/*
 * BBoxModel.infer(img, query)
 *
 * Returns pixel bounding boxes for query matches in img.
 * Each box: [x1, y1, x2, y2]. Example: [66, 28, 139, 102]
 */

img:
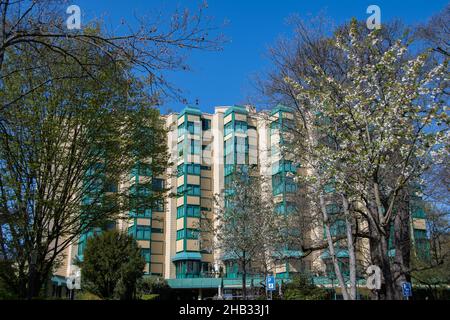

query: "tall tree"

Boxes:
[77, 230, 145, 300]
[0, 37, 168, 299]
[214, 167, 277, 299]
[284, 19, 448, 299]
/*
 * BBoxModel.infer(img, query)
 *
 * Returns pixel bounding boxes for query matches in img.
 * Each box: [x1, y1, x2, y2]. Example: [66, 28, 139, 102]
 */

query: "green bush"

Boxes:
[76, 230, 145, 300]
[76, 291, 102, 300]
[283, 274, 329, 300]
[136, 276, 170, 300]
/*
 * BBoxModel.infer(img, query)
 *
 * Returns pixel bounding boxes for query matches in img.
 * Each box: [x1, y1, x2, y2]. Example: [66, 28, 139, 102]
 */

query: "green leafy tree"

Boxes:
[0, 37, 169, 299]
[283, 274, 329, 300]
[77, 230, 145, 300]
[136, 276, 170, 300]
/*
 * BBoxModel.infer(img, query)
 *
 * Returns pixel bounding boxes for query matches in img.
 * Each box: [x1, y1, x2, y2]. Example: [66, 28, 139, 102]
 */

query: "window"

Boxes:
[77, 239, 86, 257]
[187, 261, 200, 274]
[275, 203, 295, 215]
[412, 206, 426, 219]
[326, 203, 341, 215]
[141, 249, 151, 263]
[224, 122, 233, 136]
[152, 228, 163, 233]
[285, 176, 297, 193]
[330, 220, 346, 237]
[201, 165, 211, 171]
[178, 124, 185, 137]
[234, 121, 247, 133]
[153, 199, 164, 212]
[136, 226, 151, 240]
[224, 164, 234, 176]
[177, 206, 185, 219]
[176, 229, 185, 240]
[177, 142, 184, 157]
[235, 137, 247, 153]
[190, 139, 201, 155]
[152, 178, 164, 191]
[186, 185, 200, 196]
[224, 139, 233, 155]
[187, 121, 200, 135]
[324, 182, 335, 194]
[177, 164, 184, 177]
[272, 173, 284, 195]
[135, 208, 151, 218]
[270, 120, 281, 135]
[273, 160, 296, 174]
[282, 118, 294, 131]
[186, 164, 201, 175]
[202, 119, 211, 131]
[186, 205, 201, 217]
[186, 229, 199, 240]
[177, 185, 185, 197]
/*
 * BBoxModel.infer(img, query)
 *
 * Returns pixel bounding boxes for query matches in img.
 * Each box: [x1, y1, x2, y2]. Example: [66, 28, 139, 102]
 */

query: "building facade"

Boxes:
[52, 104, 429, 298]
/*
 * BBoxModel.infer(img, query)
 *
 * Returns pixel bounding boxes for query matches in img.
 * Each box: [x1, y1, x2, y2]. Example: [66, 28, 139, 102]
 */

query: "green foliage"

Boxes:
[0, 33, 169, 298]
[283, 274, 329, 300]
[77, 230, 145, 300]
[136, 276, 170, 300]
[141, 294, 160, 300]
[76, 291, 103, 300]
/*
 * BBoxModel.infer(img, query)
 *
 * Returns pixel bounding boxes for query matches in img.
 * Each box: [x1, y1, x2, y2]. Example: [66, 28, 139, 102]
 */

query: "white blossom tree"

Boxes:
[285, 19, 448, 299]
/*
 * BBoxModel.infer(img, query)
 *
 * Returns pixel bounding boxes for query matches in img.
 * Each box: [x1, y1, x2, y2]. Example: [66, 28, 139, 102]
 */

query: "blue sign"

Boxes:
[402, 282, 412, 297]
[266, 276, 276, 291]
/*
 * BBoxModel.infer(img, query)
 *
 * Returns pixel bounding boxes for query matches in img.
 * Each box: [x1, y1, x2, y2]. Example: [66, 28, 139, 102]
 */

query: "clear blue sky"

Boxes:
[74, 0, 448, 114]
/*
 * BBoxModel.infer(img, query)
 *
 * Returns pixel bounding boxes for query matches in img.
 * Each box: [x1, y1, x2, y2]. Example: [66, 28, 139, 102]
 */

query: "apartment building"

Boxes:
[52, 104, 429, 298]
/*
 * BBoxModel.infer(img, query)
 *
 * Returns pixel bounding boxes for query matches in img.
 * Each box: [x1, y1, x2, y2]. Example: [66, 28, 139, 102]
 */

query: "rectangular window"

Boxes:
[186, 205, 201, 217]
[186, 185, 201, 196]
[326, 203, 341, 215]
[190, 140, 201, 155]
[141, 249, 151, 263]
[135, 208, 151, 218]
[270, 120, 280, 135]
[186, 229, 199, 240]
[152, 178, 165, 191]
[187, 121, 195, 135]
[187, 121, 200, 135]
[285, 176, 297, 193]
[153, 199, 164, 212]
[177, 185, 185, 197]
[136, 226, 151, 240]
[178, 124, 185, 137]
[176, 229, 185, 240]
[224, 139, 233, 155]
[224, 164, 234, 176]
[151, 228, 163, 234]
[224, 122, 233, 136]
[177, 164, 184, 177]
[272, 173, 284, 195]
[186, 164, 201, 175]
[202, 119, 211, 131]
[177, 206, 185, 219]
[177, 143, 184, 157]
[234, 121, 247, 133]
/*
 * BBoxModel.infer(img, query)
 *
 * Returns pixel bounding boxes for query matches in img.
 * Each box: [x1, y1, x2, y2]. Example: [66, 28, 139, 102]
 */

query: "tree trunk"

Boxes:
[241, 257, 247, 300]
[320, 195, 350, 300]
[392, 194, 412, 300]
[342, 195, 357, 300]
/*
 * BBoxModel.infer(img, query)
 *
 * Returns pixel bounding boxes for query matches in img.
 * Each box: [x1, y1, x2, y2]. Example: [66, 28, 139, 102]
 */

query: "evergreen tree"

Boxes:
[78, 230, 145, 300]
